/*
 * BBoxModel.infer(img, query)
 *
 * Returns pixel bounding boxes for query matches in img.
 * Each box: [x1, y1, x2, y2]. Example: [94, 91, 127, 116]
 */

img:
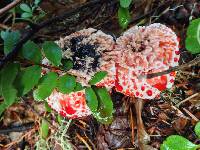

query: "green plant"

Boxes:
[0, 29, 114, 125]
[160, 121, 200, 150]
[185, 18, 200, 54]
[19, 0, 45, 22]
[118, 0, 132, 29]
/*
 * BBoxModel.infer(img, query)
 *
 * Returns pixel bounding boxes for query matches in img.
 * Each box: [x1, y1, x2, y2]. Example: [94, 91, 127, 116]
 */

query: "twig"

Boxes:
[129, 0, 173, 25]
[0, 0, 110, 68]
[139, 55, 200, 79]
[176, 93, 199, 107]
[76, 133, 92, 150]
[0, 0, 22, 16]
[4, 128, 35, 148]
[182, 108, 199, 122]
[0, 122, 34, 134]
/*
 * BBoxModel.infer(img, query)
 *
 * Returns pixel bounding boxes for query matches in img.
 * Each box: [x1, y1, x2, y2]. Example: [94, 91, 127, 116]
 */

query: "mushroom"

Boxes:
[46, 28, 116, 119]
[114, 23, 180, 148]
[47, 90, 91, 119]
[57, 28, 116, 89]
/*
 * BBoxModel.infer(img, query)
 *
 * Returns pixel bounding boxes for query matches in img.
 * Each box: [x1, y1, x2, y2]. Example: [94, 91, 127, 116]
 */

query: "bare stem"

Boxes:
[135, 99, 150, 150]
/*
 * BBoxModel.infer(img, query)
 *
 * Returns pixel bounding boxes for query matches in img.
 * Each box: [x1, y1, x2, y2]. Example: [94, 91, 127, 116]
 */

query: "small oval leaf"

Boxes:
[85, 87, 98, 112]
[94, 87, 113, 116]
[21, 41, 42, 63]
[161, 135, 200, 150]
[120, 0, 132, 8]
[57, 74, 76, 94]
[40, 119, 49, 139]
[195, 121, 200, 138]
[33, 72, 58, 101]
[20, 3, 32, 13]
[1, 30, 21, 55]
[14, 65, 41, 96]
[89, 71, 108, 85]
[0, 63, 19, 105]
[21, 12, 33, 18]
[118, 7, 131, 29]
[61, 59, 73, 71]
[74, 82, 84, 92]
[185, 18, 200, 54]
[42, 41, 62, 66]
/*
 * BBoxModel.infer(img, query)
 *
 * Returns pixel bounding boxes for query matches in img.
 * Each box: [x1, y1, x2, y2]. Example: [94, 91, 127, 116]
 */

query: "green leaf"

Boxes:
[40, 119, 49, 139]
[21, 41, 42, 63]
[21, 12, 33, 18]
[74, 82, 84, 92]
[120, 0, 132, 8]
[34, 0, 41, 6]
[0, 63, 19, 115]
[91, 87, 113, 124]
[85, 87, 98, 112]
[195, 121, 200, 138]
[57, 74, 76, 94]
[45, 101, 52, 113]
[118, 7, 131, 29]
[94, 87, 113, 116]
[42, 41, 62, 66]
[185, 18, 200, 54]
[1, 30, 21, 55]
[89, 71, 108, 85]
[61, 59, 73, 71]
[20, 3, 32, 13]
[14, 65, 41, 96]
[57, 114, 63, 125]
[160, 135, 200, 150]
[33, 72, 58, 101]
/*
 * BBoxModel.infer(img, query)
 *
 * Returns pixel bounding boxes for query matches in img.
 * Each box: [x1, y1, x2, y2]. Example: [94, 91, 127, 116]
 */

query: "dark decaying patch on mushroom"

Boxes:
[63, 35, 101, 74]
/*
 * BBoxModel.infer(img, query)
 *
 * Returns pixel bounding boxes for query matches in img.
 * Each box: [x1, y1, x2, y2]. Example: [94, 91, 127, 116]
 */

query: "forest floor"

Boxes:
[0, 0, 200, 150]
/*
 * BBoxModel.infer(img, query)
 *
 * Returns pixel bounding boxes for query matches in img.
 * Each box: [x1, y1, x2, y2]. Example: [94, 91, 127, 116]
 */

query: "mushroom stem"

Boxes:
[135, 99, 150, 150]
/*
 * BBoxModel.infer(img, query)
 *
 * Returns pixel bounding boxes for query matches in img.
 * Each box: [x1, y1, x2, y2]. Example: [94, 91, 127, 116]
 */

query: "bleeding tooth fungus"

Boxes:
[114, 23, 180, 148]
[46, 28, 116, 118]
[45, 23, 180, 124]
[114, 23, 180, 99]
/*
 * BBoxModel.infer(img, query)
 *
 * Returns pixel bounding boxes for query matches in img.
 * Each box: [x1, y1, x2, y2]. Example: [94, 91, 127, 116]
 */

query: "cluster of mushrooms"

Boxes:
[46, 23, 179, 118]
[44, 24, 179, 146]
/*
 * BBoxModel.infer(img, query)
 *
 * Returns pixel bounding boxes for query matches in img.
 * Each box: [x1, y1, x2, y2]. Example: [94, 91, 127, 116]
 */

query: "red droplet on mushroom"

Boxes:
[47, 90, 91, 119]
[114, 23, 180, 99]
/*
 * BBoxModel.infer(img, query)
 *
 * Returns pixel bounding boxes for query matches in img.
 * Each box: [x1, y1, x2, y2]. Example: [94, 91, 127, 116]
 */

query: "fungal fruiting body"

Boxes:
[47, 28, 116, 118]
[57, 28, 116, 89]
[47, 90, 91, 118]
[114, 23, 180, 99]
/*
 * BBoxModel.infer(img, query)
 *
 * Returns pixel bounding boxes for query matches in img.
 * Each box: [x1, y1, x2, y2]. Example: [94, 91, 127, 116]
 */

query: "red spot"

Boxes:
[175, 51, 180, 55]
[134, 85, 137, 90]
[146, 90, 152, 96]
[170, 72, 175, 76]
[75, 101, 80, 107]
[136, 92, 140, 96]
[115, 63, 124, 92]
[170, 79, 174, 83]
[174, 58, 178, 62]
[122, 81, 126, 86]
[77, 92, 82, 96]
[110, 80, 114, 84]
[153, 75, 167, 91]
[125, 90, 130, 95]
[64, 105, 76, 115]
[141, 86, 145, 91]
